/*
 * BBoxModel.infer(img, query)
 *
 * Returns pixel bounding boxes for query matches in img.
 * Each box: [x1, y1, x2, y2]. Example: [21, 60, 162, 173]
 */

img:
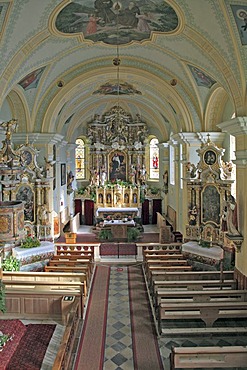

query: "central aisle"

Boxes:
[73, 264, 164, 370]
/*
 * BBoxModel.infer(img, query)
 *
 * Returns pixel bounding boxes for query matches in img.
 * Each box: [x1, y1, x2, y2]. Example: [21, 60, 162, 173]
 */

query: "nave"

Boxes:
[1, 224, 247, 370]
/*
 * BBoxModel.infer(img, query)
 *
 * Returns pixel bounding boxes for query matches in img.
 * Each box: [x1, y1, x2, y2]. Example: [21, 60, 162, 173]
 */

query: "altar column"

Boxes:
[218, 118, 247, 285]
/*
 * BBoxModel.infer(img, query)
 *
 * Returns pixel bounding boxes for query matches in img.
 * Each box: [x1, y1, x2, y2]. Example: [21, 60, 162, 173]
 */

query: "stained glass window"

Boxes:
[150, 138, 159, 179]
[75, 138, 85, 179]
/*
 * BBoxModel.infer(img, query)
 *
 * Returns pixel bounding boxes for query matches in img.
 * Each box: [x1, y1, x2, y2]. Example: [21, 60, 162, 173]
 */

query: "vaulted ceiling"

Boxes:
[0, 0, 246, 144]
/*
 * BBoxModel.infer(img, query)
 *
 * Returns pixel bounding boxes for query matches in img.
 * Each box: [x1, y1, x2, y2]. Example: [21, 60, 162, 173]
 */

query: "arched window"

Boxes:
[149, 138, 159, 179]
[75, 138, 85, 179]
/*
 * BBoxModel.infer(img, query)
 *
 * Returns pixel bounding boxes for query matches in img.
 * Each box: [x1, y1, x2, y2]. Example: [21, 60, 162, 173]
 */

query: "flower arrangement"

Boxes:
[20, 236, 41, 249]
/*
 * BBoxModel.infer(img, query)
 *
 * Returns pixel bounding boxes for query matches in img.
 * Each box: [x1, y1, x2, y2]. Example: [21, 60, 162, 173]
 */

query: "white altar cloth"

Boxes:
[13, 241, 55, 264]
[182, 241, 223, 261]
[96, 207, 139, 216]
[103, 220, 135, 226]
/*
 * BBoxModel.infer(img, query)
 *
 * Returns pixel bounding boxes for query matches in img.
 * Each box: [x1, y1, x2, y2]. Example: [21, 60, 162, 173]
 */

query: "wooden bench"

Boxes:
[170, 346, 247, 369]
[48, 258, 93, 274]
[149, 270, 234, 283]
[147, 265, 192, 282]
[151, 279, 237, 297]
[3, 271, 88, 296]
[158, 301, 247, 332]
[44, 265, 92, 288]
[154, 288, 247, 308]
[1, 286, 83, 323]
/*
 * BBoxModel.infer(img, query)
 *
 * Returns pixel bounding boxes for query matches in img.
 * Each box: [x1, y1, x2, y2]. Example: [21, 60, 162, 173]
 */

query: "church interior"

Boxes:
[1, 0, 247, 369]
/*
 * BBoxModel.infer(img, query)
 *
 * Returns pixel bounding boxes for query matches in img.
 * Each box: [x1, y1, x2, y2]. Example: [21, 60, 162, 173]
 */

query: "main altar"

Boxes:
[77, 105, 149, 223]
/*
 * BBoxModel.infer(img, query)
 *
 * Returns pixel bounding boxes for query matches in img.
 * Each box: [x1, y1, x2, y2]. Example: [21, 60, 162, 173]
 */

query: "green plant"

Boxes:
[99, 229, 113, 241]
[0, 280, 6, 313]
[127, 227, 140, 241]
[2, 256, 20, 271]
[20, 236, 41, 249]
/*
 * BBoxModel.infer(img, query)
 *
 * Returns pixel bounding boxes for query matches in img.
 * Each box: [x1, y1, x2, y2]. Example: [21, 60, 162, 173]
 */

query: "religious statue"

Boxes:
[100, 168, 107, 186]
[225, 193, 240, 236]
[188, 206, 198, 225]
[129, 164, 136, 185]
[139, 164, 147, 185]
[38, 205, 49, 225]
[67, 170, 74, 189]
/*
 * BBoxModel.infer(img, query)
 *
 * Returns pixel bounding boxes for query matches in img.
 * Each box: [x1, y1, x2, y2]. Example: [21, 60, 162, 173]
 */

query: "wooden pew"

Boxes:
[3, 271, 88, 296]
[170, 346, 247, 369]
[2, 284, 83, 323]
[48, 258, 93, 274]
[149, 270, 234, 283]
[151, 279, 237, 297]
[146, 265, 192, 281]
[154, 288, 247, 309]
[158, 301, 247, 332]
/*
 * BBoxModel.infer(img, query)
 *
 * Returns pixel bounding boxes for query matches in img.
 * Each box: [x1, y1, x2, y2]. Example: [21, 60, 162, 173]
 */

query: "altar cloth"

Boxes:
[96, 207, 139, 216]
[13, 241, 55, 265]
[103, 220, 135, 226]
[182, 241, 223, 261]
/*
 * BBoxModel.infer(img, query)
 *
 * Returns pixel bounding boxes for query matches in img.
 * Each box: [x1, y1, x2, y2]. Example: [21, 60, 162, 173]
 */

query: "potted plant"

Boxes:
[2, 256, 20, 271]
[99, 229, 113, 241]
[127, 227, 140, 242]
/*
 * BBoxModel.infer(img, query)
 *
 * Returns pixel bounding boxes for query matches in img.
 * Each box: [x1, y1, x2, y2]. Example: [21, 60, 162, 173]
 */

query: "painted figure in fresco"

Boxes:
[94, 0, 115, 24]
[136, 12, 151, 32]
[86, 14, 100, 34]
[118, 2, 140, 28]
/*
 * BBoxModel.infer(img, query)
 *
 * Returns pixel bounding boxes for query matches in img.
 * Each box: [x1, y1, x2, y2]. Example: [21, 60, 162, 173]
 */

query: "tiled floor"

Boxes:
[103, 266, 134, 370]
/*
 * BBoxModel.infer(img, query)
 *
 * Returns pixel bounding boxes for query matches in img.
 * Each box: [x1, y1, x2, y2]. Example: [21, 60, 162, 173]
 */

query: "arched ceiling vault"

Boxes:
[0, 0, 246, 144]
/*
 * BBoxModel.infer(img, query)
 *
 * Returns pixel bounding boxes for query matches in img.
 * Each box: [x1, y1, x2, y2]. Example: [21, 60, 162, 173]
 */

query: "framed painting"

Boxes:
[109, 151, 126, 181]
[61, 163, 66, 186]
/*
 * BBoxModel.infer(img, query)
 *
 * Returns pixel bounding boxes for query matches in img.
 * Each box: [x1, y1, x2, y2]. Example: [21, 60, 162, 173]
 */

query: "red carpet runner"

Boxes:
[74, 265, 110, 370]
[128, 265, 164, 370]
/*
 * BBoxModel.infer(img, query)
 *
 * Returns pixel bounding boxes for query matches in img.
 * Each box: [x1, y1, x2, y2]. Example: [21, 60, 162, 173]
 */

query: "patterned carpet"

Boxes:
[0, 320, 55, 370]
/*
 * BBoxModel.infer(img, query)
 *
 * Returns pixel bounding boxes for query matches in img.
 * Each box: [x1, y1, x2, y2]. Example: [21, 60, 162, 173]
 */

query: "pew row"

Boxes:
[53, 297, 81, 370]
[158, 301, 247, 333]
[2, 271, 88, 296]
[1, 287, 83, 324]
[154, 288, 247, 309]
[149, 270, 234, 284]
[151, 279, 237, 297]
[170, 346, 247, 369]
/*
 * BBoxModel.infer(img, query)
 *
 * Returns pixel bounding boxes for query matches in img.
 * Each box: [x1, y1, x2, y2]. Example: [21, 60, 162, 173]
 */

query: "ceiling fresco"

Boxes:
[0, 1, 246, 142]
[55, 0, 179, 44]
